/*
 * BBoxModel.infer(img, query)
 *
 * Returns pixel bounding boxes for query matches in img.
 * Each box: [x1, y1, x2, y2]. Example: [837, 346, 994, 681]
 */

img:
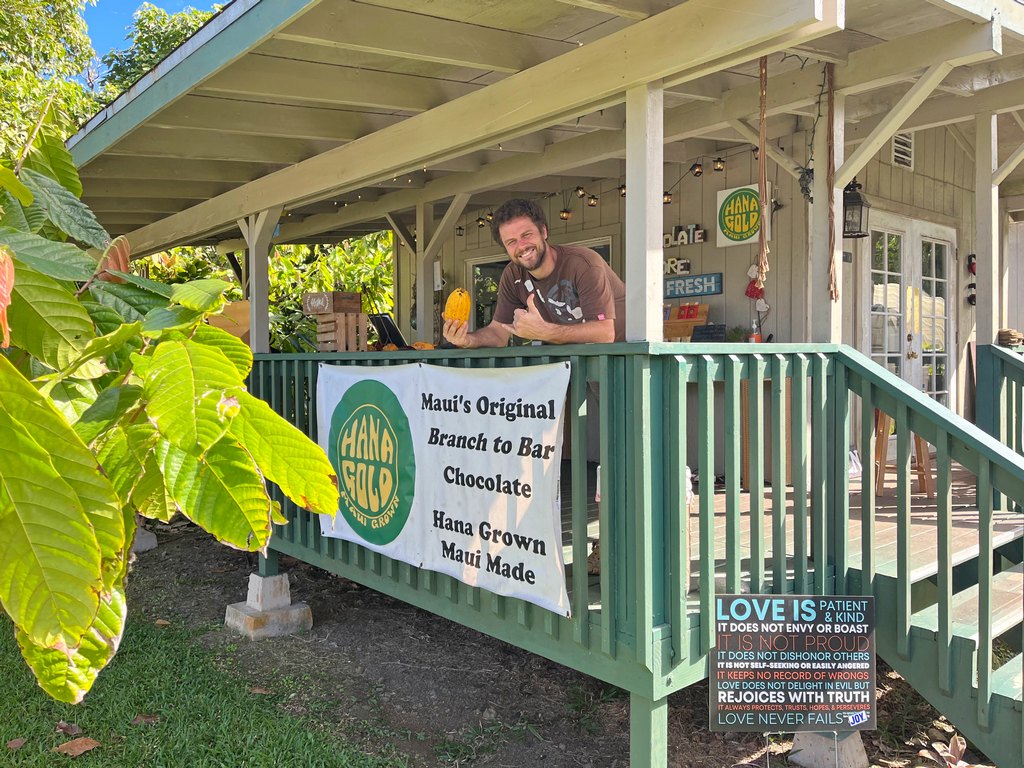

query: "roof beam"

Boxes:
[838, 62, 957, 188]
[85, 197, 204, 214]
[553, 0, 653, 21]
[196, 54, 479, 111]
[149, 95, 405, 140]
[81, 179, 235, 199]
[845, 78, 1024, 142]
[275, 1, 575, 73]
[920, 0, 1024, 41]
[666, 19, 1001, 142]
[728, 119, 804, 179]
[108, 126, 340, 164]
[125, 0, 841, 254]
[80, 156, 285, 183]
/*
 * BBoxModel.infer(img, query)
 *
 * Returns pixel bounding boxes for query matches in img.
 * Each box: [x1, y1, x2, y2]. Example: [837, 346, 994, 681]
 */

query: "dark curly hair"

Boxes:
[489, 198, 548, 246]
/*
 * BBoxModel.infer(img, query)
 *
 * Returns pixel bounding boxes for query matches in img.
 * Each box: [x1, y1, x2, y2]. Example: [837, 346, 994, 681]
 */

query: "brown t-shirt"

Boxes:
[493, 243, 625, 342]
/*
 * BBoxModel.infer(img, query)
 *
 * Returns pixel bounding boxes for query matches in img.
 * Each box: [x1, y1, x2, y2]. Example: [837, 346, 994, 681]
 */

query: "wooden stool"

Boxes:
[873, 410, 934, 497]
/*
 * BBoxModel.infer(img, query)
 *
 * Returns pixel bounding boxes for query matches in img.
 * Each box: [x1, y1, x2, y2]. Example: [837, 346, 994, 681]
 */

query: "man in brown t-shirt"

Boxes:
[442, 198, 625, 347]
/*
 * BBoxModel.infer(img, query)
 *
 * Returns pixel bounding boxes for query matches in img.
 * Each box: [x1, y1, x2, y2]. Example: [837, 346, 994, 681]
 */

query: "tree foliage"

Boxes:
[268, 237, 395, 352]
[98, 3, 217, 100]
[0, 0, 99, 159]
[0, 124, 338, 704]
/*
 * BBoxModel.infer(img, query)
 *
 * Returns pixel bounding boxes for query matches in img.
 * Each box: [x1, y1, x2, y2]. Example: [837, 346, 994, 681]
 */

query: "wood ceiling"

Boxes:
[68, 0, 1024, 252]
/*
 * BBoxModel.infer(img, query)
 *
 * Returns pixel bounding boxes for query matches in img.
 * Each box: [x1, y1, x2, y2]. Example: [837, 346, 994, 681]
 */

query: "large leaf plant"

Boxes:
[0, 125, 338, 704]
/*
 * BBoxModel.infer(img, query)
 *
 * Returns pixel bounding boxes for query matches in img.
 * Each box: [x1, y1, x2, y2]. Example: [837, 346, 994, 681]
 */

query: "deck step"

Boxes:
[910, 563, 1024, 642]
[991, 653, 1023, 709]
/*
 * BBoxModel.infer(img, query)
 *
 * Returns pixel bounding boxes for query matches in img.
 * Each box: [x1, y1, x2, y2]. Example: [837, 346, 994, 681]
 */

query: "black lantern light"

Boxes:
[476, 216, 487, 228]
[455, 225, 465, 236]
[559, 208, 573, 221]
[842, 177, 871, 239]
[618, 184, 627, 197]
[586, 194, 599, 207]
[713, 157, 725, 172]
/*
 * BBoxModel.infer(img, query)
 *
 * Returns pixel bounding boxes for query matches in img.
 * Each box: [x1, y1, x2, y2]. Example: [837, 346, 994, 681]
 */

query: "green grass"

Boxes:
[0, 616, 404, 768]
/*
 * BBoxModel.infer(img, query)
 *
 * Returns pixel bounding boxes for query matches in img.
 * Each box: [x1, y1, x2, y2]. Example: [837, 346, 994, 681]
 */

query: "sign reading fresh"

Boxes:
[716, 184, 772, 248]
[317, 362, 571, 616]
[665, 272, 722, 299]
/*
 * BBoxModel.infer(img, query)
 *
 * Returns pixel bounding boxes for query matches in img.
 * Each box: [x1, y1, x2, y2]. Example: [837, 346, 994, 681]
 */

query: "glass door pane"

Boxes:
[870, 229, 903, 377]
[920, 240, 949, 407]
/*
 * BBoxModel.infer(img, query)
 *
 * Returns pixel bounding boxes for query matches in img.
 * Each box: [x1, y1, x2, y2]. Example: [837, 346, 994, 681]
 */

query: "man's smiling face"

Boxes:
[499, 216, 549, 274]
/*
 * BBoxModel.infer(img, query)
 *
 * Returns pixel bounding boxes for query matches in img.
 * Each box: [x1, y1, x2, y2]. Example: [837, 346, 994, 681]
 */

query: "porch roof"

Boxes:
[68, 0, 1024, 256]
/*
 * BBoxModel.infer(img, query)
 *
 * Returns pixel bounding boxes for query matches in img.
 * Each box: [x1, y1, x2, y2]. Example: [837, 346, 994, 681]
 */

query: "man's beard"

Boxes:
[515, 240, 547, 272]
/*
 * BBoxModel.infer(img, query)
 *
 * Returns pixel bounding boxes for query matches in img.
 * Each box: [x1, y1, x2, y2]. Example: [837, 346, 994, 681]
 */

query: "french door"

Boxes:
[866, 212, 955, 408]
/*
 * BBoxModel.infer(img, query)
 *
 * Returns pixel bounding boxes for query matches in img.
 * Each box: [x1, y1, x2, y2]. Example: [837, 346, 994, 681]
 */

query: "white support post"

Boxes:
[976, 113, 1003, 345]
[624, 81, 664, 342]
[807, 90, 845, 343]
[415, 202, 437, 342]
[237, 206, 283, 353]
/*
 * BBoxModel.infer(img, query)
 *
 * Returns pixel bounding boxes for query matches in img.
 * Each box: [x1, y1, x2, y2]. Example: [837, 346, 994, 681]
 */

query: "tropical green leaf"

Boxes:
[0, 226, 98, 281]
[75, 384, 144, 446]
[231, 390, 339, 517]
[22, 131, 83, 198]
[17, 586, 126, 704]
[0, 190, 32, 231]
[20, 169, 109, 249]
[0, 355, 125, 594]
[156, 438, 272, 551]
[0, 166, 32, 206]
[53, 322, 142, 382]
[80, 299, 126, 335]
[0, 359, 102, 646]
[170, 279, 230, 312]
[192, 324, 253, 378]
[43, 377, 97, 424]
[100, 269, 172, 297]
[8, 263, 96, 370]
[141, 305, 203, 337]
[115, 424, 177, 523]
[143, 339, 244, 454]
[90, 280, 168, 322]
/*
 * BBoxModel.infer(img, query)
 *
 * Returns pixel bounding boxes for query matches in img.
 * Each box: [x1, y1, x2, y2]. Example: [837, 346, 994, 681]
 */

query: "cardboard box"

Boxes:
[302, 291, 361, 315]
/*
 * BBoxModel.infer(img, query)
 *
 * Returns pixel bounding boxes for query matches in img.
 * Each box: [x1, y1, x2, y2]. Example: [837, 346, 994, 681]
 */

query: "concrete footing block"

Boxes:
[789, 732, 869, 768]
[132, 525, 158, 554]
[224, 573, 312, 640]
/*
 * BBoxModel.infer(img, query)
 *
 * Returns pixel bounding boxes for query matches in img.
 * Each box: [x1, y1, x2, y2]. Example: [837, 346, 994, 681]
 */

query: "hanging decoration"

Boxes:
[754, 56, 771, 289]
[825, 63, 839, 301]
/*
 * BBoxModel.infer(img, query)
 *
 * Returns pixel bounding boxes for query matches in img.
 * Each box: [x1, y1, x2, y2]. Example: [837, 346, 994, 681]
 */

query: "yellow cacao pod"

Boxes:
[443, 288, 471, 324]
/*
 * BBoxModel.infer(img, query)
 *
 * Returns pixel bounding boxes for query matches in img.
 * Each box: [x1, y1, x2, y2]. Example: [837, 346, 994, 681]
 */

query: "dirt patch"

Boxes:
[126, 523, 992, 767]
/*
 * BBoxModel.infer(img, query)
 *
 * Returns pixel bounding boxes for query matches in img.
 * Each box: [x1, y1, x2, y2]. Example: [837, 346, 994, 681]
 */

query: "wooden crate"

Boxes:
[314, 312, 369, 352]
[302, 291, 361, 315]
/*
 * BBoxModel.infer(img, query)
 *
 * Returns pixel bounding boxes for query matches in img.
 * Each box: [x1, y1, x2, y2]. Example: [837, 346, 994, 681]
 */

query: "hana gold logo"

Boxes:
[718, 187, 762, 242]
[328, 379, 414, 544]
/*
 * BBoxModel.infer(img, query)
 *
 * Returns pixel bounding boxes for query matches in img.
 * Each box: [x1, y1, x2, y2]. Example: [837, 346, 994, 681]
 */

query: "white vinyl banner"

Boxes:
[316, 362, 572, 616]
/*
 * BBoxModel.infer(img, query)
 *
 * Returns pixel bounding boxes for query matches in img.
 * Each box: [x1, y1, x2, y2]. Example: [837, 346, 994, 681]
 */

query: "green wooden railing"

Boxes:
[250, 343, 1024, 768]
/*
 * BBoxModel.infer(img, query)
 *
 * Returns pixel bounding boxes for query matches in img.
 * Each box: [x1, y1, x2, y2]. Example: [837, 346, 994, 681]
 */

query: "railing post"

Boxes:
[975, 344, 1004, 509]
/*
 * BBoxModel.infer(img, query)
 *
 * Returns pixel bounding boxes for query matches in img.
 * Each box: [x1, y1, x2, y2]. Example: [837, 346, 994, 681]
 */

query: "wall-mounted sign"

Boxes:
[664, 257, 691, 276]
[663, 224, 706, 248]
[710, 595, 876, 732]
[717, 184, 772, 248]
[665, 272, 722, 299]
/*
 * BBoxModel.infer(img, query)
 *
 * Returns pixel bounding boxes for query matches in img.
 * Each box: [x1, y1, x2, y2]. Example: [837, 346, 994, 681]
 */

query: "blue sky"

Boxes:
[84, 0, 217, 58]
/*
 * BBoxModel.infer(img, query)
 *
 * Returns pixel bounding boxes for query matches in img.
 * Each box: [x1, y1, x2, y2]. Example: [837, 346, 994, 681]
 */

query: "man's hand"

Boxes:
[502, 293, 551, 341]
[442, 317, 472, 348]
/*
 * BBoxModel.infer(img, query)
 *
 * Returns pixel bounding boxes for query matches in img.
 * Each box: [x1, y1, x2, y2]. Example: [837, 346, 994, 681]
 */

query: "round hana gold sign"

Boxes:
[718, 188, 762, 243]
[328, 379, 415, 545]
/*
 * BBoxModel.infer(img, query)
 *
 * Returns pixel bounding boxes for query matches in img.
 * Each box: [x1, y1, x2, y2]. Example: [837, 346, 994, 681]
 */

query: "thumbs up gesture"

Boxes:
[509, 293, 549, 340]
